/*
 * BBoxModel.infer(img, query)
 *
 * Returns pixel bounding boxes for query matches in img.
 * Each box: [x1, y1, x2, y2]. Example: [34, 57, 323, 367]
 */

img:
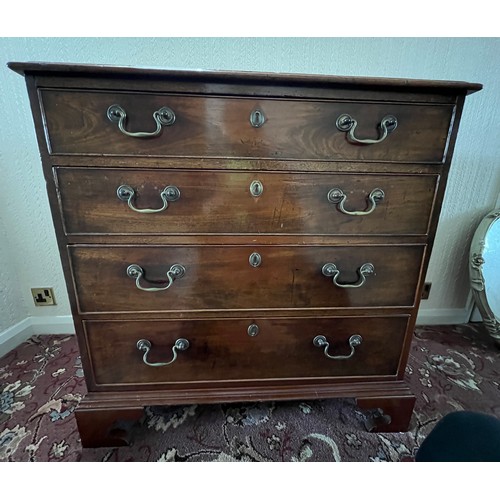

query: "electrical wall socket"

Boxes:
[421, 282, 432, 300]
[31, 288, 56, 306]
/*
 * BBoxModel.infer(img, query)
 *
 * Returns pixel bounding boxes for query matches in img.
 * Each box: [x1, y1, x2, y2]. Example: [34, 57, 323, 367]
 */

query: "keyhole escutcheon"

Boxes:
[250, 180, 263, 197]
[249, 252, 262, 267]
[250, 109, 266, 128]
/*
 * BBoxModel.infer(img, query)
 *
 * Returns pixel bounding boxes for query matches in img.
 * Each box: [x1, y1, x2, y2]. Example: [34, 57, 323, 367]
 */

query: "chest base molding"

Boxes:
[75, 380, 416, 447]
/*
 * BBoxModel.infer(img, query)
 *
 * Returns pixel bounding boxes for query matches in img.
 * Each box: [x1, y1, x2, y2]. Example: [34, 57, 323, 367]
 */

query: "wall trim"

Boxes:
[417, 289, 477, 326]
[416, 307, 472, 325]
[0, 317, 34, 359]
[1, 308, 481, 358]
[30, 315, 75, 335]
[0, 315, 75, 359]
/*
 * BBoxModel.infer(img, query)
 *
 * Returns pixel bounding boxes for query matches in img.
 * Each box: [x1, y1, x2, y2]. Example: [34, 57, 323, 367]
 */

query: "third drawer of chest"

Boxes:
[56, 168, 438, 236]
[83, 315, 411, 388]
[69, 245, 425, 312]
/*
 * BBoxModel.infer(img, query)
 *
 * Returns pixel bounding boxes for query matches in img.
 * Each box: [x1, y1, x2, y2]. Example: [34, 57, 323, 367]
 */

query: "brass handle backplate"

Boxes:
[322, 262, 375, 288]
[313, 334, 362, 360]
[327, 188, 384, 216]
[117, 184, 180, 213]
[107, 104, 176, 138]
[336, 114, 397, 144]
[136, 338, 189, 367]
[127, 263, 185, 292]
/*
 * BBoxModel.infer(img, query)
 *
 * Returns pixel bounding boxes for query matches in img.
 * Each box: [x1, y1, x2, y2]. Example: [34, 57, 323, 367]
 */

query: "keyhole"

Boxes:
[250, 109, 265, 128]
[250, 180, 263, 197]
[247, 324, 260, 337]
[249, 252, 262, 267]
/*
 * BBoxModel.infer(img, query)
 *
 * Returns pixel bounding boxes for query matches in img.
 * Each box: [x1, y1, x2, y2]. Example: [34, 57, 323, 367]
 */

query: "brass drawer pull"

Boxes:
[127, 263, 185, 292]
[136, 338, 189, 367]
[313, 334, 362, 360]
[117, 184, 180, 213]
[107, 104, 176, 138]
[327, 188, 384, 216]
[336, 113, 397, 144]
[322, 262, 374, 288]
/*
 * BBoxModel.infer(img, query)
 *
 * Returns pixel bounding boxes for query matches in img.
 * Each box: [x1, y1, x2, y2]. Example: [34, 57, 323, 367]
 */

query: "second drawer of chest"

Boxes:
[56, 168, 438, 236]
[69, 244, 425, 312]
[83, 315, 410, 388]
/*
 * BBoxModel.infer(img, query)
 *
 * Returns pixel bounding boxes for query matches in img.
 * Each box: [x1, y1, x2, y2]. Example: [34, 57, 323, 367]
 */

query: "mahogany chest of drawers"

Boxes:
[9, 62, 481, 447]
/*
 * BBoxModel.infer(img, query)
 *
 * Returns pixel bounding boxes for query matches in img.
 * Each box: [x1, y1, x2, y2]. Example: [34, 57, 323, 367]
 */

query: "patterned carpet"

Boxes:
[1, 323, 499, 461]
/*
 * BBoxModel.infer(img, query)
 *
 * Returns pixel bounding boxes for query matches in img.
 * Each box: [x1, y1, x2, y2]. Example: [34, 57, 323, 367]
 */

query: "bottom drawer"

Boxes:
[84, 316, 410, 388]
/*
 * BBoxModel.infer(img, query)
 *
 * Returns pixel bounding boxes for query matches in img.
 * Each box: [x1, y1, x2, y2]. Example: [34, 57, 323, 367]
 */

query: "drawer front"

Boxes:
[41, 90, 453, 162]
[56, 168, 438, 236]
[70, 245, 424, 312]
[84, 315, 410, 387]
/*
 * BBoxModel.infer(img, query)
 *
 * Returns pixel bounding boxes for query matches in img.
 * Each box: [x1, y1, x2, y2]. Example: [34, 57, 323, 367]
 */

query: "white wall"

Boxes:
[0, 37, 499, 342]
[0, 209, 26, 333]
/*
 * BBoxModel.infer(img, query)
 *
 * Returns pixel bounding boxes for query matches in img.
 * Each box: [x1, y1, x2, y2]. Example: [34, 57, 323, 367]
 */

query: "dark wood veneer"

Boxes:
[69, 244, 424, 312]
[84, 316, 410, 387]
[41, 89, 453, 162]
[56, 167, 438, 236]
[8, 61, 482, 95]
[10, 61, 481, 446]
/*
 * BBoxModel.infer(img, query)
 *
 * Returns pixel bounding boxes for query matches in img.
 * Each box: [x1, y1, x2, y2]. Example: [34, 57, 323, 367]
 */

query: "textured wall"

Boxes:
[0, 203, 27, 333]
[1, 37, 499, 330]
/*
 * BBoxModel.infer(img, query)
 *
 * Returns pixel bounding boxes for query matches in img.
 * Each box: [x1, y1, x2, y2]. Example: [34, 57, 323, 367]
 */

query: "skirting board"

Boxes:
[1, 307, 476, 359]
[416, 307, 472, 326]
[0, 315, 75, 358]
[30, 316, 76, 335]
[24, 312, 469, 328]
[417, 290, 475, 326]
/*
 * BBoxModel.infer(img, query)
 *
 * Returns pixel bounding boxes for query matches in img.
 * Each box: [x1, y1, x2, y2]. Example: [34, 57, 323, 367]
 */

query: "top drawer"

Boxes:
[40, 90, 454, 162]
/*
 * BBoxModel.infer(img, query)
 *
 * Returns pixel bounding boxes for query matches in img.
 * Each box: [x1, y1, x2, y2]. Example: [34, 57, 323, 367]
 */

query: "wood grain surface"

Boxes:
[69, 244, 424, 312]
[41, 90, 453, 162]
[84, 315, 410, 387]
[10, 62, 480, 441]
[56, 167, 438, 236]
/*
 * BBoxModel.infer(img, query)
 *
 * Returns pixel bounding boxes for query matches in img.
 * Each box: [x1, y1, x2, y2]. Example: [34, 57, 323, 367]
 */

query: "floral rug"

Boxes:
[1, 323, 499, 461]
